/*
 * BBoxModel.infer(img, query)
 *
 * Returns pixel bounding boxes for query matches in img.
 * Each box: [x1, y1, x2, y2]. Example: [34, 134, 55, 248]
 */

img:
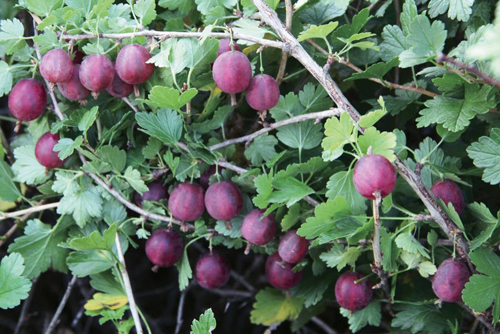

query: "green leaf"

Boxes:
[57, 183, 103, 227]
[380, 228, 400, 272]
[358, 96, 388, 127]
[400, 0, 418, 35]
[380, 25, 408, 61]
[320, 244, 362, 270]
[0, 160, 21, 201]
[399, 15, 447, 68]
[147, 38, 189, 72]
[134, 0, 156, 25]
[99, 145, 126, 173]
[467, 128, 500, 185]
[395, 233, 430, 259]
[253, 173, 273, 209]
[67, 250, 115, 277]
[12, 145, 51, 186]
[142, 137, 162, 159]
[277, 121, 323, 151]
[347, 58, 399, 82]
[87, 0, 114, 20]
[135, 109, 183, 145]
[297, 197, 352, 239]
[23, 0, 63, 17]
[297, 22, 339, 42]
[250, 288, 304, 326]
[429, 0, 473, 22]
[0, 19, 26, 54]
[122, 166, 149, 193]
[0, 253, 32, 309]
[417, 261, 437, 278]
[468, 202, 499, 250]
[8, 218, 71, 279]
[78, 106, 98, 138]
[462, 248, 500, 323]
[291, 271, 332, 308]
[432, 74, 464, 92]
[195, 0, 237, 16]
[358, 127, 397, 162]
[69, 224, 117, 251]
[321, 112, 354, 161]
[190, 106, 233, 134]
[190, 309, 217, 334]
[0, 61, 13, 96]
[270, 93, 301, 121]
[268, 176, 315, 207]
[340, 301, 382, 333]
[392, 304, 449, 334]
[90, 271, 125, 295]
[142, 86, 198, 110]
[244, 134, 278, 165]
[298, 83, 332, 113]
[417, 85, 495, 132]
[52, 171, 81, 196]
[176, 249, 192, 290]
[326, 170, 366, 214]
[54, 136, 83, 160]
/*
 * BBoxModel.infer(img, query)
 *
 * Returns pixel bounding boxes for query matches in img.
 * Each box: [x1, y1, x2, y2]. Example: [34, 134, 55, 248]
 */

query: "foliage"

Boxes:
[0, 0, 500, 332]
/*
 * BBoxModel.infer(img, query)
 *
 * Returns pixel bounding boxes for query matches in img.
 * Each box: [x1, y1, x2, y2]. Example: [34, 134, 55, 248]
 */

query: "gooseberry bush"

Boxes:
[2, 0, 500, 333]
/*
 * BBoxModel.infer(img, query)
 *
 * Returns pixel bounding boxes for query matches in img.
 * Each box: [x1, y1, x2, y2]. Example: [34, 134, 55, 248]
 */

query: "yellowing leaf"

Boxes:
[250, 288, 304, 326]
[84, 293, 128, 311]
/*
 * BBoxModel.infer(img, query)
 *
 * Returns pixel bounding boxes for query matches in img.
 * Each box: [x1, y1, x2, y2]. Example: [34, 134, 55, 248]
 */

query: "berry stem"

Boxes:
[259, 51, 264, 74]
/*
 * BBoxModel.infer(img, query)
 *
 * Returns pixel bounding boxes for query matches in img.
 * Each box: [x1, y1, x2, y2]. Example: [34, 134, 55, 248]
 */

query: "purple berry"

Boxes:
[72, 46, 84, 64]
[115, 44, 154, 85]
[57, 64, 90, 101]
[196, 251, 231, 289]
[40, 49, 74, 83]
[205, 181, 243, 221]
[335, 271, 373, 311]
[145, 229, 184, 267]
[212, 51, 252, 94]
[265, 253, 303, 290]
[79, 54, 114, 95]
[278, 230, 308, 264]
[168, 182, 205, 221]
[217, 38, 241, 56]
[245, 74, 280, 111]
[8, 79, 46, 121]
[431, 179, 465, 214]
[35, 132, 65, 169]
[432, 258, 470, 302]
[353, 154, 396, 199]
[106, 63, 134, 98]
[134, 181, 167, 208]
[241, 209, 276, 246]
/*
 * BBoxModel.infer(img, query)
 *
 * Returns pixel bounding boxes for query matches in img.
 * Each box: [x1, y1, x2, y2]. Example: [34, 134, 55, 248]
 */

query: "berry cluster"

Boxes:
[8, 44, 154, 169]
[212, 39, 280, 111]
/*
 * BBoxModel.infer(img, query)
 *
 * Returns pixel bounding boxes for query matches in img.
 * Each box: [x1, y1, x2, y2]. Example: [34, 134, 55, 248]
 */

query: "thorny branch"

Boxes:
[275, 0, 293, 85]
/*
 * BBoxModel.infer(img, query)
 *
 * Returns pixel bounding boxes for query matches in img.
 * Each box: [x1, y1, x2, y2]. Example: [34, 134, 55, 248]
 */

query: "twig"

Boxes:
[14, 277, 38, 334]
[275, 0, 293, 85]
[122, 97, 138, 112]
[0, 202, 59, 222]
[209, 108, 342, 150]
[61, 31, 284, 50]
[306, 39, 438, 98]
[174, 288, 188, 334]
[310, 317, 338, 334]
[0, 125, 14, 164]
[368, 0, 387, 11]
[45, 276, 78, 334]
[437, 53, 500, 90]
[457, 302, 500, 334]
[115, 231, 144, 334]
[371, 192, 392, 304]
[209, 289, 253, 298]
[0, 200, 49, 247]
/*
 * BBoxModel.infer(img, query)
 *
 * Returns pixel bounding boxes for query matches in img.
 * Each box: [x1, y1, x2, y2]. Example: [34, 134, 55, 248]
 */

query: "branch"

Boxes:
[310, 316, 338, 334]
[14, 277, 38, 334]
[275, 0, 293, 85]
[437, 53, 500, 90]
[61, 31, 284, 50]
[0, 202, 59, 222]
[209, 108, 342, 151]
[175, 288, 188, 334]
[250, 0, 361, 123]
[306, 39, 438, 98]
[115, 231, 143, 334]
[458, 302, 500, 334]
[45, 275, 78, 334]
